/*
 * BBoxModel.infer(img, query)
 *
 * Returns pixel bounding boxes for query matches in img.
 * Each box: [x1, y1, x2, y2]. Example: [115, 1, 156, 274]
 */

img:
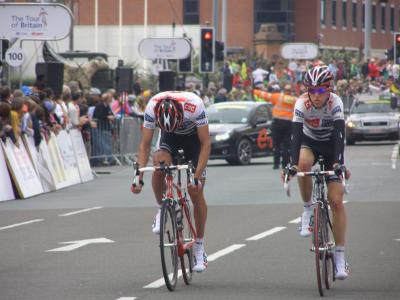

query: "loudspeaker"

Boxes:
[115, 67, 133, 93]
[159, 71, 176, 92]
[35, 62, 64, 95]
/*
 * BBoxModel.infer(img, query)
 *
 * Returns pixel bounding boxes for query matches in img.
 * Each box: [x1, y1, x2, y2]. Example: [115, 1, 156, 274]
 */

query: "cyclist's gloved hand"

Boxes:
[282, 165, 297, 182]
[333, 164, 345, 177]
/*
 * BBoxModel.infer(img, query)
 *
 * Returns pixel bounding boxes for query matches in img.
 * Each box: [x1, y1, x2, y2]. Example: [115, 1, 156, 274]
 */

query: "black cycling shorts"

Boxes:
[158, 132, 206, 177]
[301, 135, 341, 183]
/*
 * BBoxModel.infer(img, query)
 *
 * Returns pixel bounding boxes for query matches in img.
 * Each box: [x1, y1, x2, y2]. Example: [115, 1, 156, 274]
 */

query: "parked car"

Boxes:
[207, 101, 273, 165]
[345, 94, 400, 145]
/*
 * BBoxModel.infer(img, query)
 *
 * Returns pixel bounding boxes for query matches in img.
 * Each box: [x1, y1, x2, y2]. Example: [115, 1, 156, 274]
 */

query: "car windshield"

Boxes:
[351, 101, 396, 114]
[207, 104, 251, 124]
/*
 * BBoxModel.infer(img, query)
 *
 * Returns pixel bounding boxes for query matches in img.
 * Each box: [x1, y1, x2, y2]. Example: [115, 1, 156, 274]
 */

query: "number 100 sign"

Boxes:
[5, 47, 25, 68]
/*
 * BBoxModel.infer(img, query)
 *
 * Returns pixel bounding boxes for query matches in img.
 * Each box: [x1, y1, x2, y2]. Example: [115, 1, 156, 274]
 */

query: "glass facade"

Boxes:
[254, 0, 295, 41]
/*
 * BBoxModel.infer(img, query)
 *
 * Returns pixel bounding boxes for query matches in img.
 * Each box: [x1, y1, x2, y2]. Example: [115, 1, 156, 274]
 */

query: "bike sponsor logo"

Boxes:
[196, 111, 206, 120]
[144, 113, 154, 122]
[305, 118, 320, 128]
[321, 118, 333, 127]
[332, 105, 342, 115]
[295, 109, 304, 118]
[184, 103, 196, 113]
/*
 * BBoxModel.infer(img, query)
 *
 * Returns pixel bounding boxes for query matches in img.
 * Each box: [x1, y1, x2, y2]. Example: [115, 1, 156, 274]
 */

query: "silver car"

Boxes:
[345, 95, 400, 145]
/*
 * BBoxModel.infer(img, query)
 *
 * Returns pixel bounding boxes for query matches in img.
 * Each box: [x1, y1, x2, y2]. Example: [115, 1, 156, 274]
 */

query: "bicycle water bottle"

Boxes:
[176, 205, 183, 230]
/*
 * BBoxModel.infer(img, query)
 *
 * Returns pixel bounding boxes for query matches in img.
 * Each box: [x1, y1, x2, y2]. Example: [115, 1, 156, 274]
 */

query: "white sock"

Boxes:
[303, 200, 313, 213]
[335, 246, 345, 265]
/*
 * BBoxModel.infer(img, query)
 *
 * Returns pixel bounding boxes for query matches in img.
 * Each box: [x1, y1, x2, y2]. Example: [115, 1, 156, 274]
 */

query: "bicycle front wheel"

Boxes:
[160, 201, 178, 291]
[313, 203, 324, 296]
[180, 198, 193, 285]
[322, 208, 335, 289]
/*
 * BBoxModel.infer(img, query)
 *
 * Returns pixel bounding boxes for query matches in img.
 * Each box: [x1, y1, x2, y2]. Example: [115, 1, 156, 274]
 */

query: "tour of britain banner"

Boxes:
[0, 141, 15, 201]
[1, 138, 43, 198]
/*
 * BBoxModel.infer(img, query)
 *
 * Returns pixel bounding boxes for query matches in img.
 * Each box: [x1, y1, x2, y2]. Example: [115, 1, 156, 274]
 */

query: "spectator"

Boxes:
[0, 102, 16, 144]
[0, 86, 12, 104]
[214, 88, 228, 103]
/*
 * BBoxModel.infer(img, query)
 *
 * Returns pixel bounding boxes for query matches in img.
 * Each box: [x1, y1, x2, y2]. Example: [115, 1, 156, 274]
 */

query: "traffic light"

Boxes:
[386, 46, 394, 61]
[200, 27, 214, 73]
[394, 32, 400, 64]
[215, 40, 225, 62]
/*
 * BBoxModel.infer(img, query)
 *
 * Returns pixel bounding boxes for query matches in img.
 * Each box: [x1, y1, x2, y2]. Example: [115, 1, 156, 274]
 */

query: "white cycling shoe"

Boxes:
[193, 242, 208, 272]
[335, 262, 350, 280]
[152, 209, 161, 234]
[299, 210, 313, 237]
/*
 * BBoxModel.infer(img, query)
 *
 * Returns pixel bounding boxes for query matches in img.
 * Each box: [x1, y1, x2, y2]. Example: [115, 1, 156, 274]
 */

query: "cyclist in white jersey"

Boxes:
[131, 91, 210, 272]
[286, 66, 349, 280]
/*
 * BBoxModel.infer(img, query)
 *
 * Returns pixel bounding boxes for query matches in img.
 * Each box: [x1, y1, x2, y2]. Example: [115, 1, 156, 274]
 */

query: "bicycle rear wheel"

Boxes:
[160, 201, 178, 291]
[313, 203, 324, 297]
[180, 198, 193, 285]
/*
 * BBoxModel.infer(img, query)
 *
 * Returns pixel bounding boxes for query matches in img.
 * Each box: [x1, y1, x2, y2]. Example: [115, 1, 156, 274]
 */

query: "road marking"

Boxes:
[391, 143, 399, 169]
[289, 217, 301, 224]
[207, 244, 246, 262]
[395, 239, 400, 242]
[246, 227, 286, 241]
[116, 298, 136, 300]
[59, 207, 103, 217]
[0, 219, 44, 230]
[46, 238, 114, 252]
[143, 244, 246, 289]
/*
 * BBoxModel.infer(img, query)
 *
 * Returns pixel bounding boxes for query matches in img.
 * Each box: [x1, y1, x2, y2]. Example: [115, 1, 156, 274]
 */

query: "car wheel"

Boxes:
[346, 136, 355, 145]
[235, 138, 252, 165]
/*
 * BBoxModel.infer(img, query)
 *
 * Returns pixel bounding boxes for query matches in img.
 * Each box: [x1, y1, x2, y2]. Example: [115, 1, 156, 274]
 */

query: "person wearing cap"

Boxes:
[253, 84, 297, 169]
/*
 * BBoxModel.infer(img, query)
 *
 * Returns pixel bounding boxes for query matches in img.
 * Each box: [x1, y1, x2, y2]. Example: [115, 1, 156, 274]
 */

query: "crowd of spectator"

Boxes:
[1, 54, 398, 167]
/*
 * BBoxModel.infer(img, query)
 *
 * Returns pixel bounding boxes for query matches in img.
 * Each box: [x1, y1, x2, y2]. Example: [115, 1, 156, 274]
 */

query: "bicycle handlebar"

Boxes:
[132, 162, 195, 187]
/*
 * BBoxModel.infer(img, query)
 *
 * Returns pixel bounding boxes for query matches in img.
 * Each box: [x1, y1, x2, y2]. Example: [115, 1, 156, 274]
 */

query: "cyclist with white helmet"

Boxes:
[286, 65, 349, 280]
[132, 91, 210, 273]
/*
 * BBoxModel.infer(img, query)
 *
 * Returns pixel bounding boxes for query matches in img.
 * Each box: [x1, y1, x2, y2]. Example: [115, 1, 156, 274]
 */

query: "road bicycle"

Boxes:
[284, 157, 347, 296]
[132, 152, 197, 291]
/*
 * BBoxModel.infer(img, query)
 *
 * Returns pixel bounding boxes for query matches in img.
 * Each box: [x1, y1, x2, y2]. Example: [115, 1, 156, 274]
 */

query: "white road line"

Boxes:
[116, 298, 136, 300]
[289, 217, 301, 224]
[59, 207, 103, 217]
[207, 244, 246, 262]
[0, 219, 44, 230]
[391, 143, 399, 169]
[395, 239, 400, 242]
[246, 227, 286, 241]
[143, 244, 246, 289]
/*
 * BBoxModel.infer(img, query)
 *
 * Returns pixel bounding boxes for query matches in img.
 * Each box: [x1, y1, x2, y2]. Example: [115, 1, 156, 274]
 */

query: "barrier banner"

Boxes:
[47, 132, 70, 189]
[70, 129, 93, 182]
[56, 131, 81, 185]
[23, 135, 39, 174]
[0, 141, 15, 201]
[1, 138, 43, 198]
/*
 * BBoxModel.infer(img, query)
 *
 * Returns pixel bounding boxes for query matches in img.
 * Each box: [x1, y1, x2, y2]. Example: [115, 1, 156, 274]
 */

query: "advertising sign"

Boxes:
[0, 3, 73, 41]
[0, 143, 15, 201]
[281, 43, 319, 60]
[139, 38, 191, 60]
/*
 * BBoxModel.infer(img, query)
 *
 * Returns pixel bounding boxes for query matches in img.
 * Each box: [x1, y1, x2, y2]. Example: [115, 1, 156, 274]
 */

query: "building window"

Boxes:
[332, 0, 337, 26]
[390, 6, 394, 31]
[254, 0, 295, 41]
[362, 3, 365, 29]
[342, 0, 347, 28]
[381, 5, 386, 31]
[352, 1, 357, 28]
[372, 4, 376, 30]
[183, 0, 199, 25]
[320, 0, 326, 25]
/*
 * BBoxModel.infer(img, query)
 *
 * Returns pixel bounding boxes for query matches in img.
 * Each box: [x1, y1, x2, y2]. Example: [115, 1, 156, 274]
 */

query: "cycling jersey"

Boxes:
[143, 91, 208, 135]
[292, 92, 344, 141]
[291, 92, 345, 167]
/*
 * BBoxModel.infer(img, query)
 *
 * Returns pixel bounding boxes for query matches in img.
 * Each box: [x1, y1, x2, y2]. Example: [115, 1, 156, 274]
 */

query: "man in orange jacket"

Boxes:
[253, 84, 296, 169]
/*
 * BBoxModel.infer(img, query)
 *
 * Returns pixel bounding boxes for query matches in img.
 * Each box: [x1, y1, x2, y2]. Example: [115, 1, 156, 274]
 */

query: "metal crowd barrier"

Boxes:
[89, 116, 159, 166]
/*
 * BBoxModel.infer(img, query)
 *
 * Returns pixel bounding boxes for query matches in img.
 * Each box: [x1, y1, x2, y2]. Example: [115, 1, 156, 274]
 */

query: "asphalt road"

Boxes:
[0, 141, 399, 300]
